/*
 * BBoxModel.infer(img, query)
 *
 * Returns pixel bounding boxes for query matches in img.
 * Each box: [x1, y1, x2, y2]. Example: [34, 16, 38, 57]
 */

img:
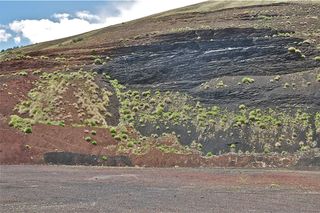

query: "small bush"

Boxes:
[259, 123, 267, 129]
[94, 58, 103, 65]
[229, 144, 236, 148]
[110, 127, 117, 134]
[132, 106, 139, 112]
[314, 56, 320, 62]
[101, 156, 107, 161]
[127, 141, 134, 148]
[91, 130, 97, 135]
[85, 136, 92, 142]
[40, 56, 49, 60]
[274, 75, 281, 81]
[288, 47, 296, 53]
[58, 121, 65, 127]
[121, 133, 128, 140]
[142, 91, 151, 97]
[114, 135, 121, 141]
[263, 144, 271, 154]
[84, 119, 98, 127]
[241, 77, 255, 84]
[239, 104, 246, 110]
[288, 47, 305, 58]
[19, 71, 28, 76]
[47, 121, 64, 127]
[91, 141, 97, 145]
[32, 70, 41, 75]
[24, 127, 32, 133]
[72, 37, 83, 43]
[206, 152, 213, 157]
[216, 80, 225, 88]
[9, 115, 32, 133]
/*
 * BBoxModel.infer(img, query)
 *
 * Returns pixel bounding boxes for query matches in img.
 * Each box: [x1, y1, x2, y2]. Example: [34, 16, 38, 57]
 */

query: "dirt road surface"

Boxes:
[1, 165, 320, 212]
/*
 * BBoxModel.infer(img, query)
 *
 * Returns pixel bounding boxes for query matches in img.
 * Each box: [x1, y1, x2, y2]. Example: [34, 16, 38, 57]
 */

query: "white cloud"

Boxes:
[105, 0, 207, 26]
[14, 36, 21, 44]
[7, 0, 207, 44]
[53, 13, 70, 20]
[76, 11, 100, 21]
[9, 18, 104, 43]
[0, 29, 12, 42]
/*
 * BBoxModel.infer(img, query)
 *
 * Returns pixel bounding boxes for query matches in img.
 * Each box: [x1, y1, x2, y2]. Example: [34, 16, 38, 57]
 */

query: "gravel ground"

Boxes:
[0, 165, 320, 213]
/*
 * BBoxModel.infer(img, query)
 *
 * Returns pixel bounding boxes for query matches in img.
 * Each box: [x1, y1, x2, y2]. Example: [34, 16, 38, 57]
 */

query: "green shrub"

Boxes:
[121, 134, 128, 140]
[288, 47, 305, 58]
[206, 152, 213, 157]
[216, 80, 225, 88]
[259, 123, 267, 129]
[288, 47, 296, 53]
[91, 130, 97, 135]
[84, 119, 97, 126]
[274, 75, 281, 81]
[32, 70, 41, 75]
[241, 77, 255, 84]
[72, 37, 83, 43]
[150, 98, 156, 104]
[9, 115, 33, 133]
[24, 127, 32, 133]
[142, 91, 151, 97]
[40, 56, 49, 60]
[101, 156, 107, 161]
[230, 144, 236, 148]
[263, 144, 271, 153]
[58, 121, 65, 127]
[239, 104, 246, 110]
[46, 121, 64, 127]
[132, 106, 139, 112]
[91, 141, 97, 145]
[114, 135, 121, 141]
[110, 127, 117, 134]
[85, 136, 92, 142]
[127, 141, 134, 148]
[19, 71, 28, 76]
[94, 58, 103, 65]
[314, 56, 320, 62]
[155, 106, 164, 115]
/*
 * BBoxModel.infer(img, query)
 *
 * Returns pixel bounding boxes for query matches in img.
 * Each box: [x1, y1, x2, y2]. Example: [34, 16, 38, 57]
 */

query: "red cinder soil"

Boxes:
[0, 123, 117, 164]
[0, 74, 37, 116]
[0, 59, 61, 74]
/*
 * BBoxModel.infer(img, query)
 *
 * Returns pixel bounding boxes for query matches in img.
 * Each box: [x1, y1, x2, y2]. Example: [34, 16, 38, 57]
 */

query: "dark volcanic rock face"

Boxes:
[104, 28, 320, 108]
[96, 28, 320, 155]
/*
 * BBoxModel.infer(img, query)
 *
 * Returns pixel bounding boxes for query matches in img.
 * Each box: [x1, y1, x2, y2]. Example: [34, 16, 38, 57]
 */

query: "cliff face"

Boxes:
[0, 1, 319, 165]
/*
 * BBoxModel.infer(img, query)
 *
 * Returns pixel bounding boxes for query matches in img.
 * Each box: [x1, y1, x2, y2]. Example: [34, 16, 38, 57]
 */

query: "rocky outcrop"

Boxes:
[103, 28, 320, 108]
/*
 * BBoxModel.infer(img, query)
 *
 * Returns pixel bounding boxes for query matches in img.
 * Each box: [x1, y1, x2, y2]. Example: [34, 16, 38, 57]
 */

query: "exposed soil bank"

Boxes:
[42, 151, 320, 170]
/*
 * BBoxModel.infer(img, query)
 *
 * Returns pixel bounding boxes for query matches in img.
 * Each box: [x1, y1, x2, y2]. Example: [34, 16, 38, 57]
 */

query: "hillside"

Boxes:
[0, 0, 319, 167]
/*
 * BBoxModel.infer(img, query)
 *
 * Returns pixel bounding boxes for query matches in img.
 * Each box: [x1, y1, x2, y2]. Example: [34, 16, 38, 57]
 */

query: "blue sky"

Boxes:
[0, 0, 206, 50]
